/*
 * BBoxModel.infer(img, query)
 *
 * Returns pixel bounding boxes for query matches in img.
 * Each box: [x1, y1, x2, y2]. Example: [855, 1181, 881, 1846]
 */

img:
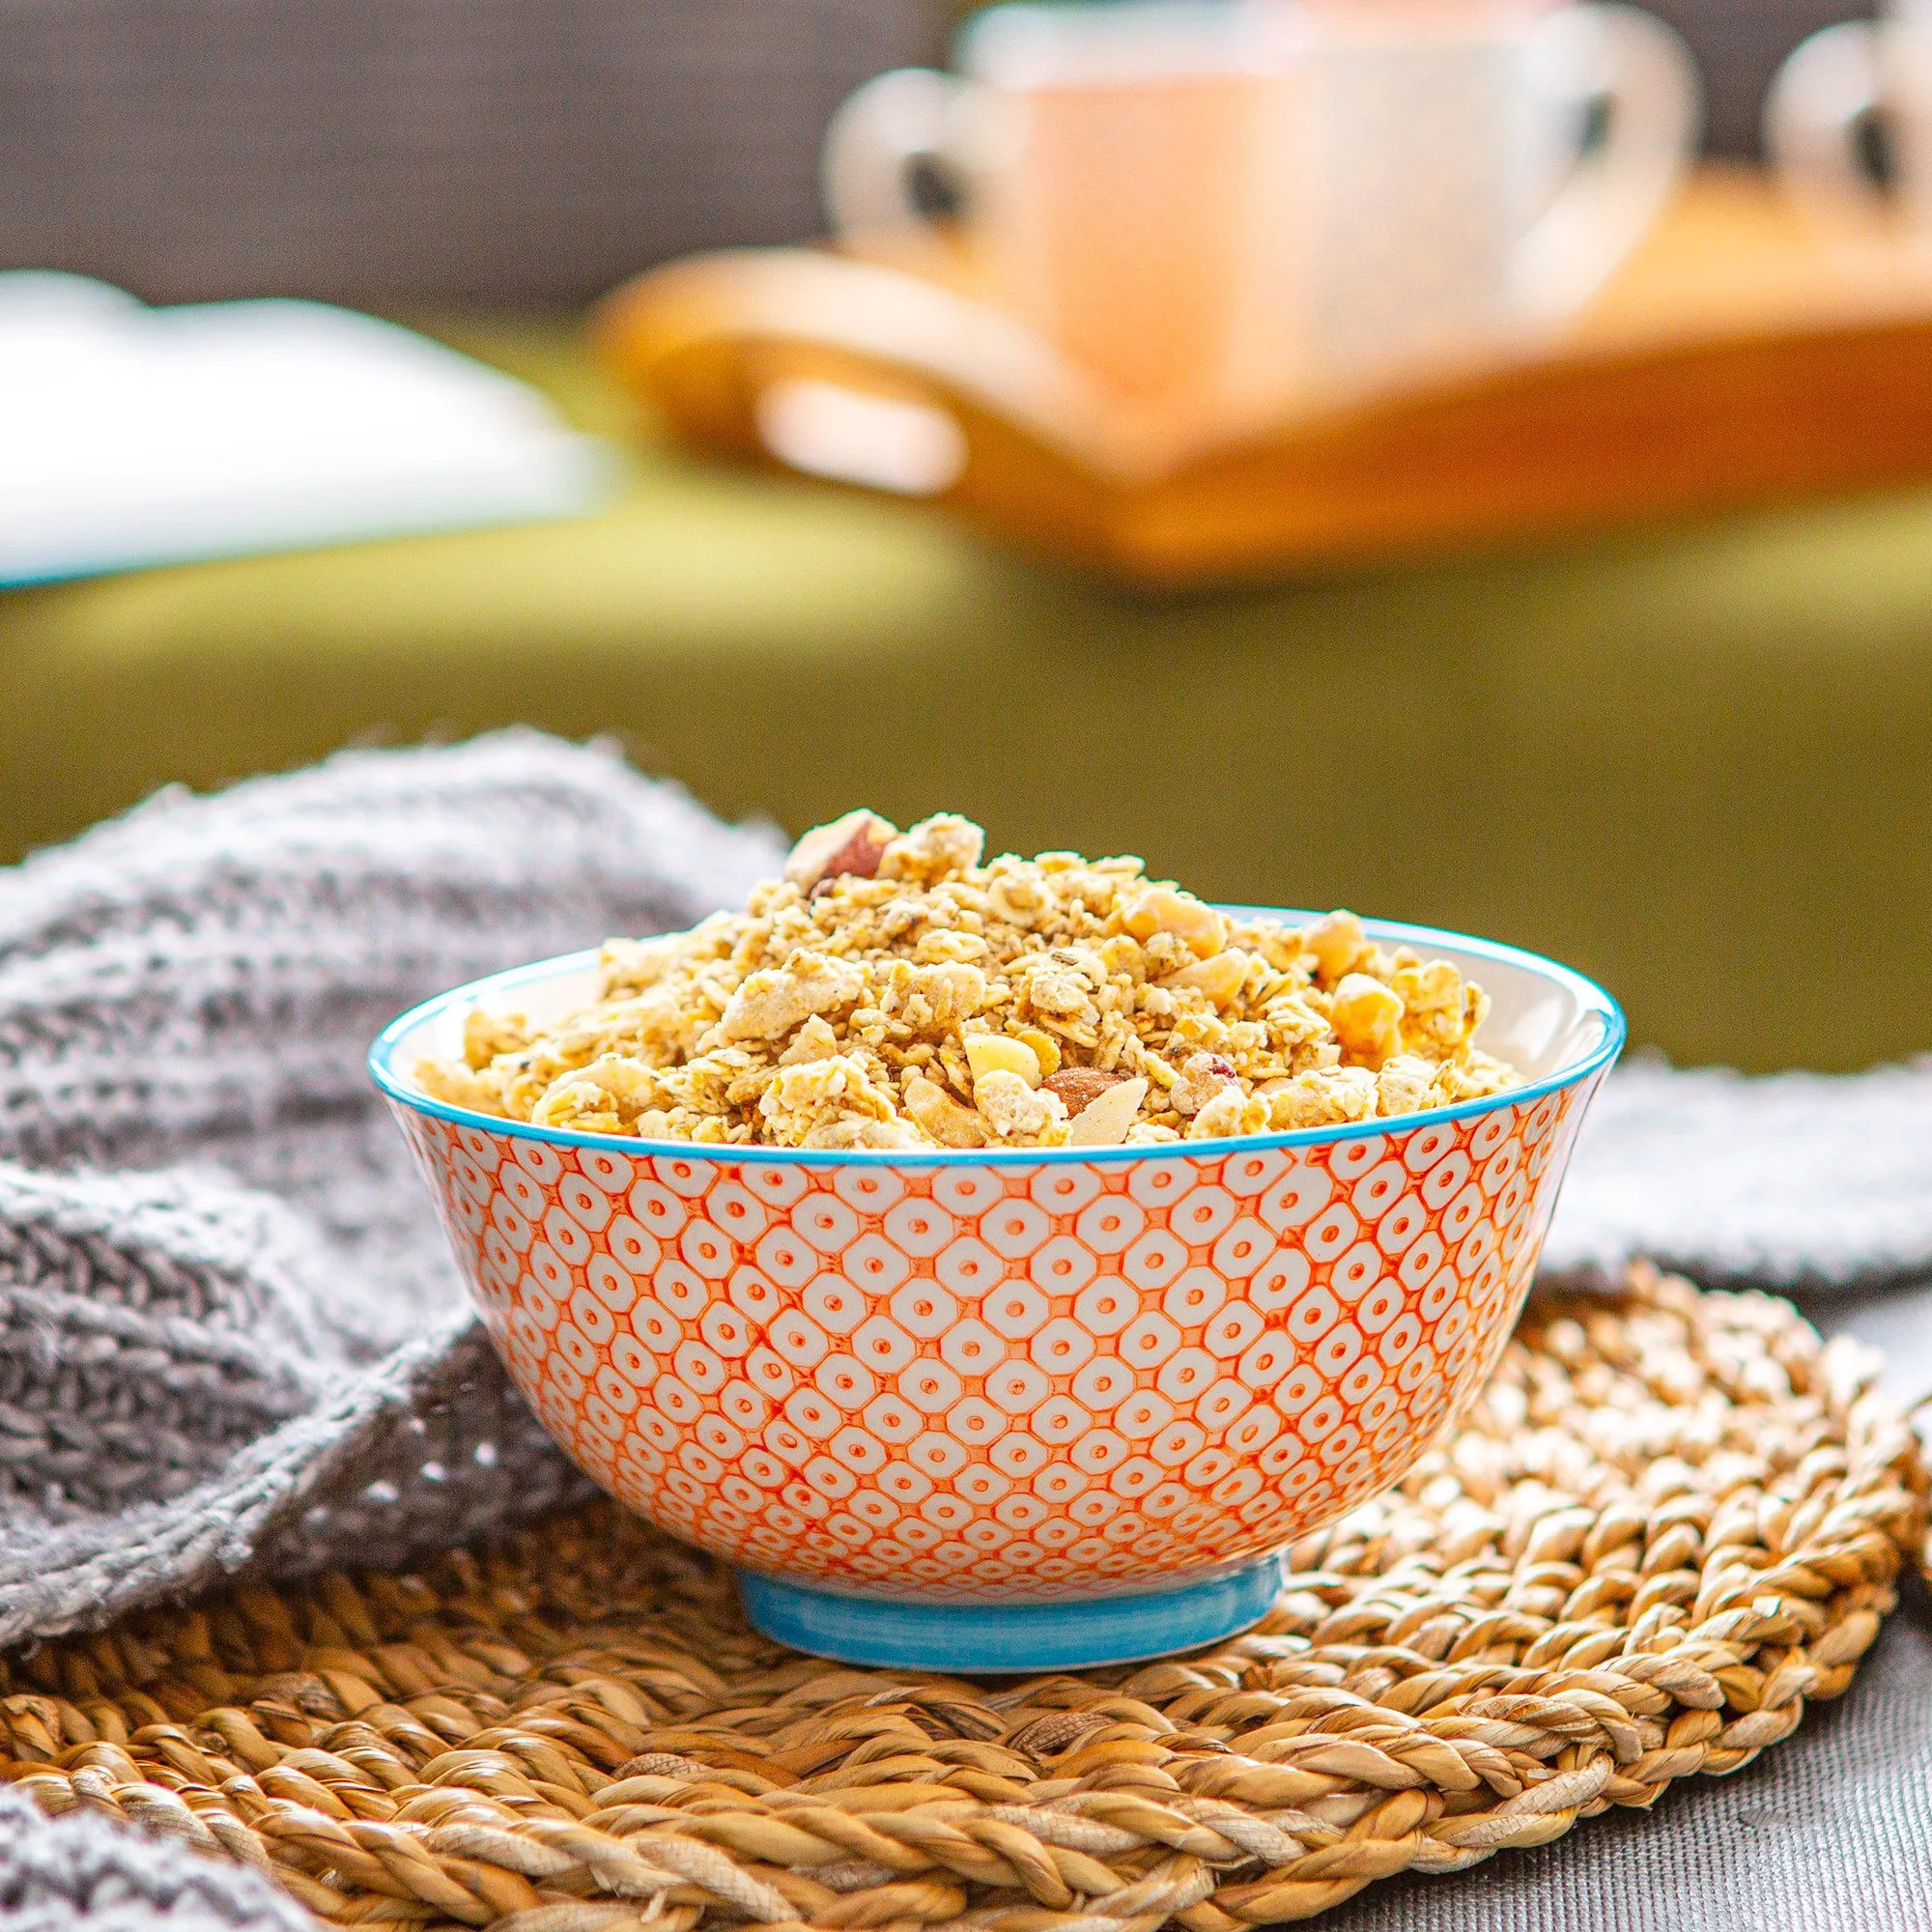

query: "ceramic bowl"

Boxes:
[372, 913, 1622, 1670]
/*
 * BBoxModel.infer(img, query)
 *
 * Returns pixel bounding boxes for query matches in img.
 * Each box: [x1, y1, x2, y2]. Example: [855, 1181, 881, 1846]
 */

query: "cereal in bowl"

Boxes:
[414, 810, 1520, 1150]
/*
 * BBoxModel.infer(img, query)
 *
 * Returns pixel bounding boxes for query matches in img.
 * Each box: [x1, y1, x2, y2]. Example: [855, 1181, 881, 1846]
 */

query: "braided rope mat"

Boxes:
[1, 1265, 1922, 1932]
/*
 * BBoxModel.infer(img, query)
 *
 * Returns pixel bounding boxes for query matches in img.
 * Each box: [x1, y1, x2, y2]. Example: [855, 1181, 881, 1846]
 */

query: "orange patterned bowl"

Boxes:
[372, 914, 1621, 1669]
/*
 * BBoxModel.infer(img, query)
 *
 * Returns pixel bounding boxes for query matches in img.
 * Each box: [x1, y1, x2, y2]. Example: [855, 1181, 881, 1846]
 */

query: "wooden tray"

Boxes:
[594, 168, 1932, 585]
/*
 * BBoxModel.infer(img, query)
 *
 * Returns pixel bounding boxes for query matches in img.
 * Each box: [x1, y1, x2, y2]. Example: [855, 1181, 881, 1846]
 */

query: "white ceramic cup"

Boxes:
[822, 0, 1701, 400]
[1297, 0, 1701, 377]
[1768, 1, 1932, 230]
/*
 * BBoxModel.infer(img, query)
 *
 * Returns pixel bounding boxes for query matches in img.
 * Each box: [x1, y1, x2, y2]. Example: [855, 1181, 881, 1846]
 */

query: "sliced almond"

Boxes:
[1044, 1067, 1126, 1115]
[1067, 1075, 1149, 1148]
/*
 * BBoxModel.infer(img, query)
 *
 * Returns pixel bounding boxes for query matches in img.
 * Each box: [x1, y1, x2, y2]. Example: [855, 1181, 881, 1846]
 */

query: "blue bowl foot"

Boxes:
[737, 1556, 1289, 1672]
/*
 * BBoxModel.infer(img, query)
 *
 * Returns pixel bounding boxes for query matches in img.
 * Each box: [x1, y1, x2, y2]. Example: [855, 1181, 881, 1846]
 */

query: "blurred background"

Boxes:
[3, 0, 1929, 1076]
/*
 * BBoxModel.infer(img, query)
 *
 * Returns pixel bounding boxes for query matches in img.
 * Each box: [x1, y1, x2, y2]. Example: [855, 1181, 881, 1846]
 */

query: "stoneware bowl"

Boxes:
[372, 913, 1622, 1671]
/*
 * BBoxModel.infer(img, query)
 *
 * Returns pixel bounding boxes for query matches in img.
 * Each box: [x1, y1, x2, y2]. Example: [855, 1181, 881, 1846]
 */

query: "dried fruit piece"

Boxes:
[1014, 1025, 1062, 1077]
[1332, 974, 1406, 1067]
[1068, 1075, 1149, 1147]
[783, 810, 898, 892]
[1306, 909, 1371, 985]
[965, 1034, 1042, 1088]
[1044, 1067, 1126, 1115]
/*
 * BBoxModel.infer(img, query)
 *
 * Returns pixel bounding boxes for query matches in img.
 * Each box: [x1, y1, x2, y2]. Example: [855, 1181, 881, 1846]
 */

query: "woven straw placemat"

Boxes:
[1, 1265, 1922, 1931]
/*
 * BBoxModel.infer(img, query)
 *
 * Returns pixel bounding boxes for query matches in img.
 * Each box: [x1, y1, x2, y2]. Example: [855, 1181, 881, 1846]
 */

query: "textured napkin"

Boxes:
[0, 272, 602, 585]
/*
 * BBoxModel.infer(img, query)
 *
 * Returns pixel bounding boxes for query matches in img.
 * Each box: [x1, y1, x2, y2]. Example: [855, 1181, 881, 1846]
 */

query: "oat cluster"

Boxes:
[414, 810, 1520, 1151]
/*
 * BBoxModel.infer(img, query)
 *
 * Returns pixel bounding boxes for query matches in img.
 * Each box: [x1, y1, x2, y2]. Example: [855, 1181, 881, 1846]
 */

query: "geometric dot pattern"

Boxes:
[392, 1075, 1599, 1603]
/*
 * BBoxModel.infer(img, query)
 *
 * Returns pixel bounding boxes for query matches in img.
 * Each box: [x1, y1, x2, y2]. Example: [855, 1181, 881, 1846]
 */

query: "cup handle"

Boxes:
[1766, 21, 1889, 223]
[1512, 3, 1703, 321]
[821, 67, 972, 239]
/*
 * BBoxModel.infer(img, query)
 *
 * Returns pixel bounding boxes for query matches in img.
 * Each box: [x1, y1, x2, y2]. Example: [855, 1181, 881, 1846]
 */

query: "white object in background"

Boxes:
[1768, 1, 1932, 230]
[0, 273, 608, 586]
[820, 0, 1700, 400]
[1304, 1, 1702, 376]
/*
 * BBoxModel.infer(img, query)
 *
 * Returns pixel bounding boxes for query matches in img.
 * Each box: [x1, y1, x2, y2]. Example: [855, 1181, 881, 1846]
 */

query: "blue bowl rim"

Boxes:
[368, 907, 1627, 1168]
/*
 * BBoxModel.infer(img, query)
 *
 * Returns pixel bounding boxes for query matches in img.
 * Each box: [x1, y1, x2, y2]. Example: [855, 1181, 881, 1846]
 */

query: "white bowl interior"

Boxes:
[400, 962, 603, 1071]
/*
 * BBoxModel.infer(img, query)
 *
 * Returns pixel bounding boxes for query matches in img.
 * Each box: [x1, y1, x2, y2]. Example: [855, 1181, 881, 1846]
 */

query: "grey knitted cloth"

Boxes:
[0, 1785, 310, 1932]
[1, 729, 1928, 1926]
[1544, 1055, 1932, 1294]
[0, 731, 781, 1651]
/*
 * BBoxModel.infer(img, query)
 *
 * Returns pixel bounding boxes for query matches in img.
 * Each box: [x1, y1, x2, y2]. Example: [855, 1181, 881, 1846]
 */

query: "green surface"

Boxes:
[4, 317, 1930, 1072]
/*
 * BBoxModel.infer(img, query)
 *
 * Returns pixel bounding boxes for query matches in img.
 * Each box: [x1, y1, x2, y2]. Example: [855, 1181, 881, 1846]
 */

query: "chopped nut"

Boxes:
[974, 1069, 1068, 1143]
[1331, 974, 1406, 1068]
[903, 1075, 991, 1148]
[783, 809, 897, 893]
[1067, 1075, 1148, 1147]
[965, 1034, 1042, 1088]
[1172, 1051, 1238, 1118]
[1189, 1086, 1270, 1140]
[1122, 886, 1229, 959]
[1044, 1067, 1128, 1115]
[1160, 951, 1251, 1009]
[879, 812, 985, 886]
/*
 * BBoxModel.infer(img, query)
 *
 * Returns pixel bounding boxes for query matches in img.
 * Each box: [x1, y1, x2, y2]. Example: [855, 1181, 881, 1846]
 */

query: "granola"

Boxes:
[413, 810, 1521, 1151]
